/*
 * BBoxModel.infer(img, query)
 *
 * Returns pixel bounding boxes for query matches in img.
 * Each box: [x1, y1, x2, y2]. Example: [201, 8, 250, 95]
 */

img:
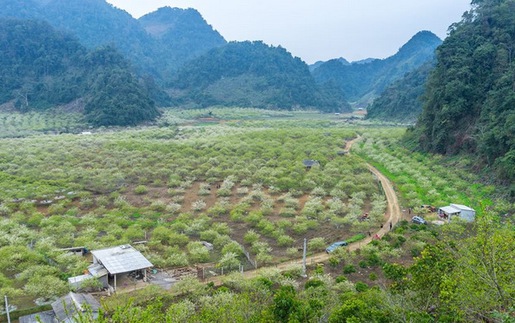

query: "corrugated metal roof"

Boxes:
[88, 263, 108, 277]
[440, 206, 461, 214]
[91, 245, 153, 274]
[68, 274, 91, 284]
[19, 310, 55, 323]
[51, 292, 100, 322]
[450, 204, 475, 211]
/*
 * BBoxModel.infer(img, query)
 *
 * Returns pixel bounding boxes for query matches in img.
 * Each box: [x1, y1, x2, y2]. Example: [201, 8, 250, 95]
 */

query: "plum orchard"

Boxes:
[0, 115, 384, 303]
[353, 128, 510, 216]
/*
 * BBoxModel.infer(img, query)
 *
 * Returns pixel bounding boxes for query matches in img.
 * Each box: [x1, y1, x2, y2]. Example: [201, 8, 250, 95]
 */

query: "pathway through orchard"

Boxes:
[206, 135, 402, 283]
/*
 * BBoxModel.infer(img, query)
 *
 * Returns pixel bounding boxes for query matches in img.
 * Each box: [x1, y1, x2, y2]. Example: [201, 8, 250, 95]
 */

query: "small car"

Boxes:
[325, 241, 348, 253]
[412, 216, 427, 225]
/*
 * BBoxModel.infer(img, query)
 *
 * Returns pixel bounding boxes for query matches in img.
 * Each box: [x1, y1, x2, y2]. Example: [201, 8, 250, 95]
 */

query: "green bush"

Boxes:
[355, 281, 368, 292]
[134, 185, 148, 195]
[366, 253, 383, 267]
[347, 233, 366, 244]
[343, 264, 356, 274]
[335, 275, 348, 283]
[305, 278, 325, 289]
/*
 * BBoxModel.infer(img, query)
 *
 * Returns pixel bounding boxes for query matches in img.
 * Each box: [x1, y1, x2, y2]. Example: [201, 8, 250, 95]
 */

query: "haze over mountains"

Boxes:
[0, 0, 440, 123]
[312, 31, 442, 108]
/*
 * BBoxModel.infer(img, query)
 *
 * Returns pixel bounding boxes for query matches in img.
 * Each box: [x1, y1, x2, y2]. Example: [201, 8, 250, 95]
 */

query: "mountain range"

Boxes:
[311, 31, 442, 108]
[0, 0, 441, 123]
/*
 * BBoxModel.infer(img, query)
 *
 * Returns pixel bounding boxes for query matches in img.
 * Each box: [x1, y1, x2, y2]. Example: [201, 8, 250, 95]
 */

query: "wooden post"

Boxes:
[114, 274, 117, 292]
[302, 238, 307, 277]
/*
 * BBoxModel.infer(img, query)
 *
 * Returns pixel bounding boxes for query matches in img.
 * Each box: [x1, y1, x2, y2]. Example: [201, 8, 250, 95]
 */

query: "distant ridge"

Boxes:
[312, 31, 442, 107]
[169, 41, 351, 112]
[0, 0, 226, 81]
[366, 61, 434, 123]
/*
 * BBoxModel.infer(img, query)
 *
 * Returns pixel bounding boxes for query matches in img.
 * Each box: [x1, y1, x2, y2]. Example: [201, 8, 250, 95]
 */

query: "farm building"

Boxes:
[91, 244, 153, 291]
[68, 244, 153, 292]
[19, 292, 100, 323]
[438, 204, 476, 222]
[302, 159, 319, 169]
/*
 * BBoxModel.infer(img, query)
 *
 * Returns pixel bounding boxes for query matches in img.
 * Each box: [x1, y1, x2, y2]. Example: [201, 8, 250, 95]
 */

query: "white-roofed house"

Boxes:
[90, 244, 153, 291]
[438, 204, 476, 222]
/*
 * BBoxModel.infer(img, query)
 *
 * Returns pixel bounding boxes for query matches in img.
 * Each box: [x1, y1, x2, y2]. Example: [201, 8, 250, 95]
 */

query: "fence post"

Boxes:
[5, 295, 11, 323]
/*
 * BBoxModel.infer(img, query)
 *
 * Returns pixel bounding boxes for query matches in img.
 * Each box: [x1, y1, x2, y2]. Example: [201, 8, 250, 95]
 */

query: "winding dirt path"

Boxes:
[206, 135, 402, 283]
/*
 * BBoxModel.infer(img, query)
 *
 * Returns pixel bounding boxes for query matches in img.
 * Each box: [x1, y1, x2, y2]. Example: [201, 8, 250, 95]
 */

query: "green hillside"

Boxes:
[0, 0, 226, 82]
[312, 31, 441, 106]
[139, 7, 226, 80]
[0, 19, 160, 126]
[366, 61, 434, 123]
[409, 0, 515, 185]
[170, 41, 351, 112]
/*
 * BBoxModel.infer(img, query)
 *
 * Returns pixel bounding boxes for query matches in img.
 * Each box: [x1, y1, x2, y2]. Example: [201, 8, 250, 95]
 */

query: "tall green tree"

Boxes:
[412, 0, 515, 184]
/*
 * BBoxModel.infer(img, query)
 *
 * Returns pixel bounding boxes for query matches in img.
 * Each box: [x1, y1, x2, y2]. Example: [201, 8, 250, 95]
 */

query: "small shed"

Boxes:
[68, 263, 109, 290]
[19, 292, 100, 323]
[18, 311, 55, 323]
[438, 204, 476, 222]
[52, 292, 101, 322]
[91, 244, 153, 291]
[302, 159, 319, 169]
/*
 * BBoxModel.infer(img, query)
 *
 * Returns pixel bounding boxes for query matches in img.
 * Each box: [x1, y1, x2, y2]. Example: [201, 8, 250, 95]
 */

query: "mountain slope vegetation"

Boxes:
[0, 0, 225, 81]
[312, 31, 441, 106]
[139, 7, 226, 80]
[0, 19, 160, 126]
[170, 41, 351, 112]
[410, 0, 515, 185]
[366, 61, 434, 123]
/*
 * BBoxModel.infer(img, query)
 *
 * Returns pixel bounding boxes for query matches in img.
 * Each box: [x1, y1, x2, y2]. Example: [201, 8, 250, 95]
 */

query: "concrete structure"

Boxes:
[438, 204, 476, 222]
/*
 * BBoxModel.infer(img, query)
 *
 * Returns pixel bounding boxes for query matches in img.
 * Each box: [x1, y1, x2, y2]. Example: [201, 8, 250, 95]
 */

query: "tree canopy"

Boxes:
[170, 41, 351, 112]
[0, 19, 160, 126]
[366, 61, 435, 123]
[411, 0, 515, 185]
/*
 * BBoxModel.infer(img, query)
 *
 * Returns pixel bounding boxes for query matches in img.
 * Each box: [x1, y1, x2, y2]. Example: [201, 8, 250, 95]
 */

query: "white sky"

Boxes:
[105, 0, 471, 64]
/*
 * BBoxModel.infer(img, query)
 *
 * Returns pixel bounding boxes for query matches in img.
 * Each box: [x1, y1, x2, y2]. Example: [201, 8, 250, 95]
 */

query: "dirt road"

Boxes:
[206, 135, 402, 283]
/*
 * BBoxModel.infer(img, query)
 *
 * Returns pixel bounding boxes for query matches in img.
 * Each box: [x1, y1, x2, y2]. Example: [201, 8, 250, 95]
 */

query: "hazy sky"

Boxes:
[105, 0, 471, 64]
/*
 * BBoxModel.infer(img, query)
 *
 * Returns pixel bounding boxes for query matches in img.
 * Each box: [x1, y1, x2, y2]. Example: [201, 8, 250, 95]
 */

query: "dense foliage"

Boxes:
[0, 19, 160, 126]
[139, 7, 226, 80]
[312, 31, 441, 106]
[0, 111, 512, 321]
[0, 0, 226, 82]
[0, 19, 85, 109]
[0, 113, 388, 308]
[366, 61, 434, 123]
[412, 0, 515, 186]
[170, 41, 351, 112]
[83, 47, 161, 126]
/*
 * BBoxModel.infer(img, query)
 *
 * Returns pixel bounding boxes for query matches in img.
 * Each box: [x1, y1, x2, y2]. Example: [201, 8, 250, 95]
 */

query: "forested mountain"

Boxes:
[312, 31, 442, 106]
[139, 7, 226, 80]
[0, 19, 160, 126]
[366, 61, 434, 123]
[0, 0, 225, 81]
[409, 0, 515, 184]
[309, 58, 350, 72]
[170, 41, 351, 112]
